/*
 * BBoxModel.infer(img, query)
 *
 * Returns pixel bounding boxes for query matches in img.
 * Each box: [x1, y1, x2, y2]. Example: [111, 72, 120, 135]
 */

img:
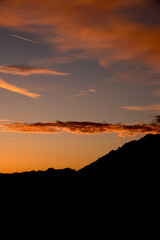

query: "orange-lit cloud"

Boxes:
[0, 0, 159, 69]
[0, 65, 69, 76]
[1, 118, 160, 136]
[89, 89, 96, 92]
[0, 78, 41, 98]
[122, 104, 160, 113]
[63, 89, 96, 99]
[0, 119, 10, 122]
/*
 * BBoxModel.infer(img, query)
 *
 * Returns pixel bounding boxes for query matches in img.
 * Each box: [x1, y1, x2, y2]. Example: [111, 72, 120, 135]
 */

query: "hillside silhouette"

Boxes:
[78, 134, 160, 180]
[0, 134, 159, 179]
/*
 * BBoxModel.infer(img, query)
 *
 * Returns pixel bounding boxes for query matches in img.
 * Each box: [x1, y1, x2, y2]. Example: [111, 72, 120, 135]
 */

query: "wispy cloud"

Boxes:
[0, 119, 10, 122]
[0, 0, 160, 71]
[1, 117, 160, 136]
[0, 78, 41, 98]
[63, 89, 96, 99]
[89, 89, 96, 92]
[11, 34, 41, 45]
[122, 104, 160, 113]
[0, 65, 69, 76]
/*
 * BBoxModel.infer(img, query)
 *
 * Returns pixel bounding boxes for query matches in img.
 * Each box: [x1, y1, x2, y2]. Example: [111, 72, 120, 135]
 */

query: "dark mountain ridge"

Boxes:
[0, 134, 159, 178]
[78, 134, 160, 179]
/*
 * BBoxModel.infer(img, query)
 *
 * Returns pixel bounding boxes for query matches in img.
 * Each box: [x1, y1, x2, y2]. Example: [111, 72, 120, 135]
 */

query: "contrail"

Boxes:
[11, 34, 41, 45]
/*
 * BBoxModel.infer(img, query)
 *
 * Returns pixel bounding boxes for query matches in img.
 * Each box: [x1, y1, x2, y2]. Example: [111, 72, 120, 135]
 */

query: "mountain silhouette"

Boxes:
[0, 167, 76, 177]
[0, 134, 159, 180]
[77, 134, 160, 180]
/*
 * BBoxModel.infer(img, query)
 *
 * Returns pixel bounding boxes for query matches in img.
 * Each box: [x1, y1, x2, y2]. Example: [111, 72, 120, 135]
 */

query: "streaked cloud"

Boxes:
[0, 78, 41, 98]
[63, 89, 96, 99]
[1, 117, 160, 136]
[0, 0, 159, 71]
[11, 33, 41, 45]
[89, 89, 96, 92]
[0, 65, 69, 76]
[122, 104, 160, 113]
[0, 119, 10, 122]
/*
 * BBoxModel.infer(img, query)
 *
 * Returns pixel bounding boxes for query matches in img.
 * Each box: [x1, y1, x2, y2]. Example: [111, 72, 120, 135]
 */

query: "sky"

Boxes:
[0, 0, 160, 173]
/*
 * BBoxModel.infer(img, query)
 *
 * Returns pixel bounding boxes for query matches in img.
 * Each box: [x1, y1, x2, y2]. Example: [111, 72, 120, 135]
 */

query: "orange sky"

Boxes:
[0, 0, 160, 173]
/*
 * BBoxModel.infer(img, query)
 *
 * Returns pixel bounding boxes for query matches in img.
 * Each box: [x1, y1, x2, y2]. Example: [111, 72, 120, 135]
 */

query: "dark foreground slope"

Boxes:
[0, 134, 159, 179]
[78, 134, 160, 179]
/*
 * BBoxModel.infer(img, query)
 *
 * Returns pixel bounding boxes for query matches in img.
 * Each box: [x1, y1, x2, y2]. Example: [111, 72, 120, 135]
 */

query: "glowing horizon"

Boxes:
[0, 0, 160, 173]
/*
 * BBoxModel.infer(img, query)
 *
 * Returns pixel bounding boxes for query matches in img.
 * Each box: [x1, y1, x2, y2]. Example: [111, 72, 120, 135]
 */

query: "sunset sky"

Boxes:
[0, 0, 160, 173]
